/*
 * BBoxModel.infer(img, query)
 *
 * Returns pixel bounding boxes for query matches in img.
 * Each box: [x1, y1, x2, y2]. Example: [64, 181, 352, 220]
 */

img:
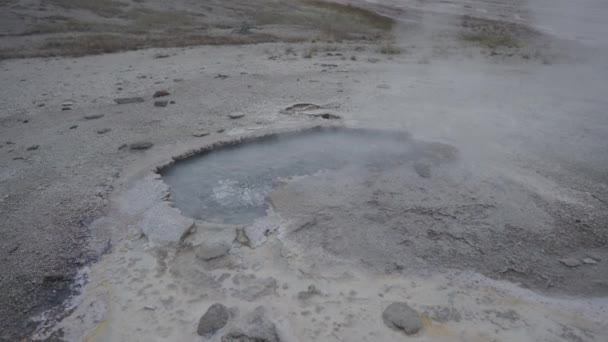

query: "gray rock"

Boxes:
[198, 303, 230, 336]
[414, 162, 431, 178]
[84, 114, 104, 120]
[129, 141, 154, 150]
[232, 275, 278, 302]
[154, 100, 168, 107]
[583, 258, 597, 265]
[153, 90, 170, 98]
[137, 203, 194, 246]
[69, 125, 78, 130]
[192, 130, 210, 137]
[229, 113, 245, 119]
[222, 306, 280, 342]
[183, 222, 237, 260]
[297, 284, 322, 300]
[382, 302, 422, 335]
[115, 97, 144, 105]
[97, 128, 111, 134]
[559, 258, 582, 267]
[26, 145, 39, 151]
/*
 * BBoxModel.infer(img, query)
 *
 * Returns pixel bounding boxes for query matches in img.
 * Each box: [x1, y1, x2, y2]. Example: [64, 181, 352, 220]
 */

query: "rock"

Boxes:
[84, 114, 104, 120]
[232, 275, 278, 302]
[114, 97, 144, 105]
[43, 272, 68, 282]
[297, 284, 322, 300]
[559, 258, 582, 267]
[215, 74, 229, 79]
[69, 125, 78, 130]
[197, 303, 230, 336]
[26, 145, 39, 151]
[583, 258, 598, 265]
[154, 100, 168, 107]
[153, 90, 170, 98]
[585, 252, 602, 261]
[192, 130, 210, 137]
[222, 306, 280, 342]
[97, 128, 111, 134]
[183, 222, 237, 260]
[308, 113, 341, 120]
[129, 141, 154, 150]
[137, 203, 194, 246]
[243, 216, 281, 248]
[217, 128, 225, 133]
[382, 302, 422, 335]
[229, 113, 245, 119]
[414, 162, 431, 178]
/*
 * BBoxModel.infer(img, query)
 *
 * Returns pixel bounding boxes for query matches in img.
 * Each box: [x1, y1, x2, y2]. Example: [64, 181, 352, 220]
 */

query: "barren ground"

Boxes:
[0, 0, 607, 341]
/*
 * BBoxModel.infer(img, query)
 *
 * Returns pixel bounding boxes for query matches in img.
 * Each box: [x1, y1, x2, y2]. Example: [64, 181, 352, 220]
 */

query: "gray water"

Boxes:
[161, 128, 415, 224]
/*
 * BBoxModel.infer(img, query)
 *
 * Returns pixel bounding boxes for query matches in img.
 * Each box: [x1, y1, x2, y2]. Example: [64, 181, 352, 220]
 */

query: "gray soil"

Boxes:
[0, 0, 607, 340]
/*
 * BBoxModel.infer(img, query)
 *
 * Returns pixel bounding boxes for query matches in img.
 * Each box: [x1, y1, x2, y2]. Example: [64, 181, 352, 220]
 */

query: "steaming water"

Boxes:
[161, 128, 414, 224]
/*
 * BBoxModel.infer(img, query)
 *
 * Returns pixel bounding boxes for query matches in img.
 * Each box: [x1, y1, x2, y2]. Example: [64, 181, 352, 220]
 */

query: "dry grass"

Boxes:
[254, 0, 394, 40]
[378, 42, 402, 54]
[42, 0, 128, 17]
[461, 32, 520, 49]
[0, 33, 295, 59]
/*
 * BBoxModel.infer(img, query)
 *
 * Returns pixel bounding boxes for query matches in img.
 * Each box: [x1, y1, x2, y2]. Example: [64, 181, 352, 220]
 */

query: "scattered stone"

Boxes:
[69, 125, 78, 130]
[228, 113, 245, 119]
[154, 100, 168, 107]
[43, 272, 68, 282]
[12, 157, 25, 160]
[6, 141, 14, 145]
[198, 303, 230, 336]
[382, 302, 422, 335]
[308, 113, 341, 120]
[118, 144, 128, 150]
[583, 258, 598, 265]
[218, 273, 231, 282]
[97, 128, 111, 135]
[37, 103, 45, 107]
[153, 90, 170, 98]
[62, 106, 72, 111]
[192, 130, 210, 137]
[222, 306, 280, 342]
[559, 258, 582, 267]
[169, 100, 176, 104]
[26, 145, 39, 151]
[129, 141, 154, 150]
[114, 97, 145, 105]
[154, 53, 170, 59]
[84, 114, 104, 120]
[282, 103, 322, 113]
[297, 284, 322, 300]
[22, 119, 29, 124]
[232, 275, 278, 302]
[215, 74, 229, 79]
[217, 128, 225, 133]
[414, 162, 431, 178]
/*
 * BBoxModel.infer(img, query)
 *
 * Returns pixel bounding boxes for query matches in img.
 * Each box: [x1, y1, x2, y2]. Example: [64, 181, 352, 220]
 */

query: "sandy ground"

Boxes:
[1, 0, 608, 341]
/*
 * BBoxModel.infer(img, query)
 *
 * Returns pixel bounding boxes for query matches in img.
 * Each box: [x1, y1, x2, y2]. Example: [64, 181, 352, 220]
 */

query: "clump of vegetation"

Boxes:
[378, 42, 402, 54]
[302, 45, 318, 58]
[285, 46, 295, 55]
[42, 0, 127, 17]
[461, 32, 520, 49]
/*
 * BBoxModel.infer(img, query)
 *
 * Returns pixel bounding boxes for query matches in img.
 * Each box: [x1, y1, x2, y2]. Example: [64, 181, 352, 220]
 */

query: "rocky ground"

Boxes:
[1, 0, 608, 341]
